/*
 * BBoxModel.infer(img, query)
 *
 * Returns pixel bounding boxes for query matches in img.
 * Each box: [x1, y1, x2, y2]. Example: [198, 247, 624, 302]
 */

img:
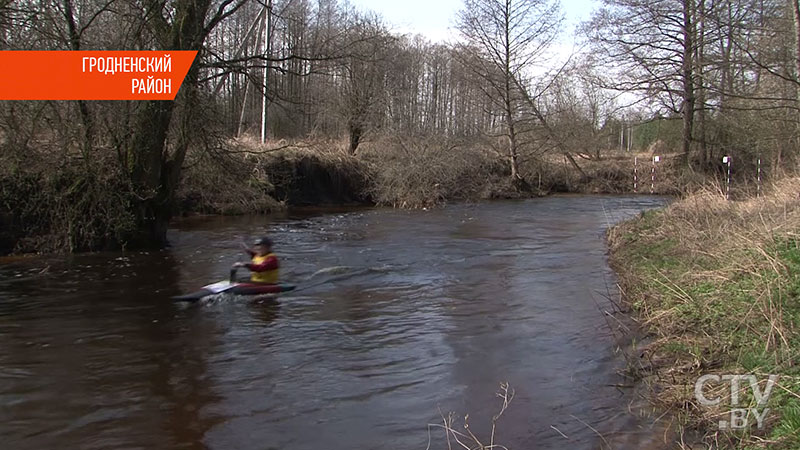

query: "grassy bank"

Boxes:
[608, 178, 800, 448]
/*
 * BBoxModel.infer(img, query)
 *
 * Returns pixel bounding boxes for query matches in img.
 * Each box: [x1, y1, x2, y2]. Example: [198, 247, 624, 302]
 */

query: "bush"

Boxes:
[0, 164, 136, 253]
[177, 145, 283, 215]
[359, 135, 508, 208]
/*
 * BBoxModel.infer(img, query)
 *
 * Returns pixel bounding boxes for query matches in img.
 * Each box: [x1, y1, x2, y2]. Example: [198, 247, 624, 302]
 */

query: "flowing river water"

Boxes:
[0, 195, 670, 449]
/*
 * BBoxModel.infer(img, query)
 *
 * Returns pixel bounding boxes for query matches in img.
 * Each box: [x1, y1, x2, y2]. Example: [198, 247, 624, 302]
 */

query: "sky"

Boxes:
[345, 0, 600, 44]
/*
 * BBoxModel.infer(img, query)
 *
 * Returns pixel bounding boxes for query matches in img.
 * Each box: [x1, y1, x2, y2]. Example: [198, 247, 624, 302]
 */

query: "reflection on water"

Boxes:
[0, 196, 670, 449]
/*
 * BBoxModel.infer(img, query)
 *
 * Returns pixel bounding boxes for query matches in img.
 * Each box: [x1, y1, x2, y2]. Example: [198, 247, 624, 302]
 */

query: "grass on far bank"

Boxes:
[608, 177, 800, 449]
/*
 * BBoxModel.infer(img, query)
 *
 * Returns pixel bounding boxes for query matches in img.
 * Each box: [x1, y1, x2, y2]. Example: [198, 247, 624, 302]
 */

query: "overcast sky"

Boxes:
[344, 0, 600, 43]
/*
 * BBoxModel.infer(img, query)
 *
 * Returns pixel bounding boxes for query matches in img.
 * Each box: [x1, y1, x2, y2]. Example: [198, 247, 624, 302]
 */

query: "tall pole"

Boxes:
[651, 155, 660, 194]
[237, 66, 251, 137]
[651, 157, 655, 194]
[260, 0, 273, 144]
[723, 156, 732, 200]
[211, 11, 263, 97]
[757, 156, 762, 198]
[240, 8, 268, 137]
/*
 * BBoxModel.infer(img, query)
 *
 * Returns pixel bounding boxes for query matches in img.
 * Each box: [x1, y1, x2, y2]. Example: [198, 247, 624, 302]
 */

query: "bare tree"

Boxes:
[586, 0, 700, 164]
[456, 0, 562, 188]
[544, 64, 620, 160]
[336, 12, 393, 154]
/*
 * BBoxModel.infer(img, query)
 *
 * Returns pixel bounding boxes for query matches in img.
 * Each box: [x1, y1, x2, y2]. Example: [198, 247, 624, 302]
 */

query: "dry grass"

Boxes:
[224, 135, 699, 210]
[608, 177, 800, 448]
[524, 151, 687, 195]
[426, 383, 515, 450]
[182, 136, 697, 213]
[180, 138, 697, 214]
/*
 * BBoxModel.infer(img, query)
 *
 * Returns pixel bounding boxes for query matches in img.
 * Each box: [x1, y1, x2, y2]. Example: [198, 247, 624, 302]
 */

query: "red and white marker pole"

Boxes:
[723, 156, 732, 200]
[651, 155, 660, 194]
[757, 157, 762, 198]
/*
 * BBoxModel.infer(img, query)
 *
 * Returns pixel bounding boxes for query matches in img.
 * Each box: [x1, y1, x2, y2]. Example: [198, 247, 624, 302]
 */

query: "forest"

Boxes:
[1, 0, 800, 253]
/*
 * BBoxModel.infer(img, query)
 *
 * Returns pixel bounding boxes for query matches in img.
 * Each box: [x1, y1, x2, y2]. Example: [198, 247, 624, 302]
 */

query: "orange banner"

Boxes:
[0, 51, 197, 100]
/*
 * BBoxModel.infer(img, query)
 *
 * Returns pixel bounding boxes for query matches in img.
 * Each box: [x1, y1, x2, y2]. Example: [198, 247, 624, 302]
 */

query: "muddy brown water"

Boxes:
[0, 196, 671, 449]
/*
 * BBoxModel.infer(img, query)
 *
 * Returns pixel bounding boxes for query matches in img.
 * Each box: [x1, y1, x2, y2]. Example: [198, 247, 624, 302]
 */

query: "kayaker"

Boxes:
[234, 237, 280, 284]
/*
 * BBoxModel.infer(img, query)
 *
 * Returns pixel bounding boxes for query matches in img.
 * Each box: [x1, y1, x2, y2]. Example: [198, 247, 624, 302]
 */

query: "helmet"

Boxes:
[254, 237, 272, 247]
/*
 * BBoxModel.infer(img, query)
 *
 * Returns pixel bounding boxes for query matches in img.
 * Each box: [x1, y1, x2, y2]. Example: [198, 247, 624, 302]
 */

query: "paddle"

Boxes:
[204, 268, 240, 290]
[171, 266, 241, 302]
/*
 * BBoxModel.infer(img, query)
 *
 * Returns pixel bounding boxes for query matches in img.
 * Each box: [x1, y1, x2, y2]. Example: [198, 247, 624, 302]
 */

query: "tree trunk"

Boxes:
[505, 108, 521, 181]
[126, 100, 176, 247]
[63, 0, 95, 161]
[509, 131, 521, 180]
[348, 123, 361, 155]
[696, 0, 707, 166]
[565, 152, 587, 179]
[680, 0, 695, 165]
[793, 0, 800, 91]
[792, 0, 800, 144]
[119, 0, 229, 248]
[502, 2, 523, 186]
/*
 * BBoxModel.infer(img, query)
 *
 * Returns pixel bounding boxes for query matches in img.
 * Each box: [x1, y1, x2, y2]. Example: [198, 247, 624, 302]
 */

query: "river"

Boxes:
[0, 195, 669, 449]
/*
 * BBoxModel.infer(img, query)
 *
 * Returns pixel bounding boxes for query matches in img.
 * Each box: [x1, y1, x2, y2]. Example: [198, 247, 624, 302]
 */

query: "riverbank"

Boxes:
[179, 136, 686, 213]
[0, 135, 685, 254]
[608, 178, 800, 448]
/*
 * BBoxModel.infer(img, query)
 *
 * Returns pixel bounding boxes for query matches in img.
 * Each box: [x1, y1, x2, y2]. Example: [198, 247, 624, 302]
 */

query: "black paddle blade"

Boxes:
[171, 289, 213, 302]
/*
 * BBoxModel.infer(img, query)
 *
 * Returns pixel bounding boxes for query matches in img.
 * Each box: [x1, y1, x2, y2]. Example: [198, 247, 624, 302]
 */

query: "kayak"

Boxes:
[172, 280, 296, 302]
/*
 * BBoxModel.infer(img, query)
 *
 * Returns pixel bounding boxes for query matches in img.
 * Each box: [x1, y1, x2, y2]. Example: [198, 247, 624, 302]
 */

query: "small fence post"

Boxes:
[634, 156, 638, 193]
